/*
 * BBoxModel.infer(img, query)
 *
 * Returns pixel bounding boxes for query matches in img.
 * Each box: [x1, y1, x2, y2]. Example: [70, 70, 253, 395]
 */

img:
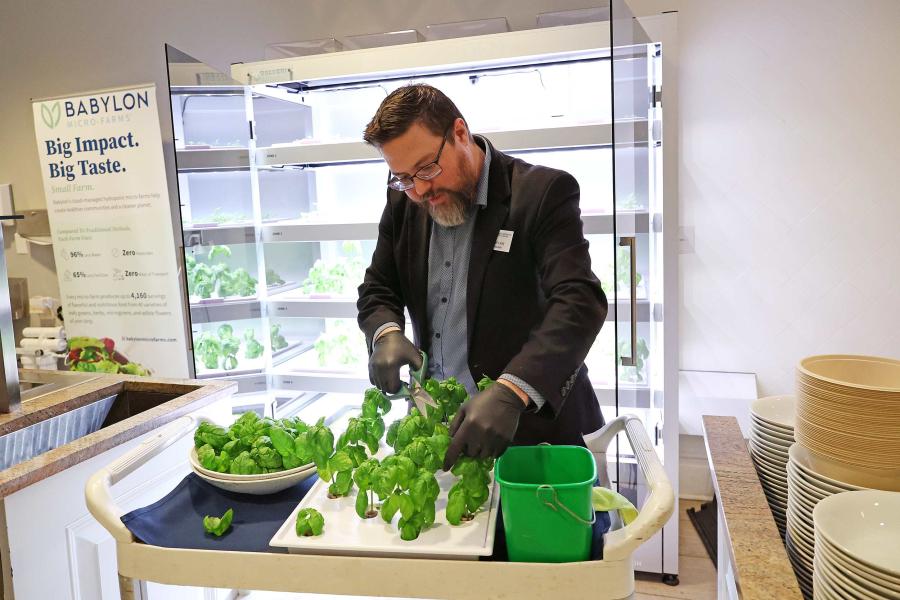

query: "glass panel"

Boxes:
[256, 59, 613, 146]
[270, 316, 415, 389]
[166, 46, 245, 150]
[191, 317, 267, 377]
[287, 163, 386, 224]
[184, 241, 261, 302]
[166, 46, 290, 415]
[259, 168, 315, 222]
[178, 171, 253, 227]
[276, 317, 367, 375]
[611, 2, 651, 412]
[510, 148, 613, 215]
[264, 240, 374, 300]
[610, 0, 658, 500]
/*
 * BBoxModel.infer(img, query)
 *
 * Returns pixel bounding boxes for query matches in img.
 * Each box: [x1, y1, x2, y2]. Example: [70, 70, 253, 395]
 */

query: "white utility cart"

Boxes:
[86, 414, 673, 600]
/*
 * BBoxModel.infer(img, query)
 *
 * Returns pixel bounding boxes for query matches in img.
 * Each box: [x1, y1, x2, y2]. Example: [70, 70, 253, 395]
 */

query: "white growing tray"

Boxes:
[269, 470, 500, 560]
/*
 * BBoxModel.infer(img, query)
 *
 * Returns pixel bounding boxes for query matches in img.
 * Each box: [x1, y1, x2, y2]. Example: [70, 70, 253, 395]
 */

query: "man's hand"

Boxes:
[368, 331, 423, 394]
[442, 383, 526, 470]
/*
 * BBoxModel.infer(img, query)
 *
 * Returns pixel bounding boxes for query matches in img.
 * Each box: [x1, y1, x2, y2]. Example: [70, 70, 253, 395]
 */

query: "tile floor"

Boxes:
[633, 499, 717, 600]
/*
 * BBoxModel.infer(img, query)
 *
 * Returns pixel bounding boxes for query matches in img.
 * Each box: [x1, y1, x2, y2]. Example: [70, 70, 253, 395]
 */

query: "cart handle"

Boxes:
[85, 415, 197, 543]
[590, 415, 675, 561]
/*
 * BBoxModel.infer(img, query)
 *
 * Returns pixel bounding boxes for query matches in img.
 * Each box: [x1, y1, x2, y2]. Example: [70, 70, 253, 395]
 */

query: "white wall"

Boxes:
[668, 0, 900, 396]
[2, 0, 899, 397]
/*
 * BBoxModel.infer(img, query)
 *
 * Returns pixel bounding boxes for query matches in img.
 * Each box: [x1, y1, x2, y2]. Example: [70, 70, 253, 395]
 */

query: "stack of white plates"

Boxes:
[189, 447, 317, 495]
[813, 490, 900, 599]
[748, 395, 796, 538]
[795, 354, 900, 492]
[785, 444, 864, 599]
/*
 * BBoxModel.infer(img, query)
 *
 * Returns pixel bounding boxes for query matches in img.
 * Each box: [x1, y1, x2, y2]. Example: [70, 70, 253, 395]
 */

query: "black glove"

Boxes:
[368, 331, 423, 394]
[443, 383, 526, 470]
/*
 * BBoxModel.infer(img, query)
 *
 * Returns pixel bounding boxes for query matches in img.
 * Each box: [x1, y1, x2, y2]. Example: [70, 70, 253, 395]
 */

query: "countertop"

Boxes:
[0, 371, 236, 498]
[702, 415, 802, 600]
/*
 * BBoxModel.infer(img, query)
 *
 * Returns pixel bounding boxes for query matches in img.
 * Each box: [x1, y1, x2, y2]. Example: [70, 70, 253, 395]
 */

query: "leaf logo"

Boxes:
[41, 102, 61, 128]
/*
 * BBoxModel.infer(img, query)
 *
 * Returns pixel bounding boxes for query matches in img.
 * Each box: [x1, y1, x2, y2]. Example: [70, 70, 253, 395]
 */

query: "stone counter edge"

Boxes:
[702, 415, 802, 600]
[0, 375, 236, 498]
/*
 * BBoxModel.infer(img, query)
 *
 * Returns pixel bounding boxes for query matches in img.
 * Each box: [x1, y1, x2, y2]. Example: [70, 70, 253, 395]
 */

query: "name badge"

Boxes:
[494, 230, 514, 253]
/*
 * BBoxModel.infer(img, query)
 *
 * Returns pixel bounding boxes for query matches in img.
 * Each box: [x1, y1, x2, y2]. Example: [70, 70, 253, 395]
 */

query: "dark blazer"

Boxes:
[357, 138, 608, 446]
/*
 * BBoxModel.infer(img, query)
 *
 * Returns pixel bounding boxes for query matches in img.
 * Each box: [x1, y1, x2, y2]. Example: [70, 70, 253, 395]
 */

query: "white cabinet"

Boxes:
[0, 397, 231, 600]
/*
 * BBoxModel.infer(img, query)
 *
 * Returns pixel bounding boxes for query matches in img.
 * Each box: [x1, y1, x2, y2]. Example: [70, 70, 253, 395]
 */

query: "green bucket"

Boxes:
[495, 445, 596, 563]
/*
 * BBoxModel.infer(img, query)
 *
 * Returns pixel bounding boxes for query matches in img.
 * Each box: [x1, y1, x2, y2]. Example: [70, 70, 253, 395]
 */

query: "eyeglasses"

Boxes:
[387, 126, 452, 192]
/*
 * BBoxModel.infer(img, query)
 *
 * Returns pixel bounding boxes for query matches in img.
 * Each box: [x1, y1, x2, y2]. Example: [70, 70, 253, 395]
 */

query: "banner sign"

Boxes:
[32, 84, 190, 378]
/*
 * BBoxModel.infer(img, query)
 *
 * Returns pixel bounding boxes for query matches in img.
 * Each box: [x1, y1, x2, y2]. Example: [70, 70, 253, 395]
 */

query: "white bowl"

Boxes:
[787, 478, 822, 513]
[787, 467, 829, 500]
[751, 425, 794, 445]
[787, 498, 815, 536]
[812, 570, 841, 600]
[751, 395, 796, 429]
[190, 446, 313, 482]
[751, 448, 789, 472]
[749, 437, 789, 462]
[191, 463, 317, 495]
[756, 469, 788, 494]
[762, 488, 788, 507]
[785, 529, 814, 574]
[760, 484, 788, 505]
[751, 415, 794, 438]
[813, 490, 900, 578]
[751, 425, 794, 446]
[755, 461, 787, 481]
[758, 473, 788, 493]
[814, 555, 883, 600]
[750, 433, 790, 454]
[817, 537, 900, 593]
[799, 354, 900, 394]
[789, 462, 857, 496]
[797, 444, 900, 492]
[786, 518, 815, 557]
[788, 444, 875, 491]
[753, 452, 786, 476]
[787, 553, 813, 590]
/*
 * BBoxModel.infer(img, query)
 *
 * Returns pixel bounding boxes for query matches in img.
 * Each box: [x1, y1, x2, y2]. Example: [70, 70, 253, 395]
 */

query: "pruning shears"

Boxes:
[387, 350, 438, 415]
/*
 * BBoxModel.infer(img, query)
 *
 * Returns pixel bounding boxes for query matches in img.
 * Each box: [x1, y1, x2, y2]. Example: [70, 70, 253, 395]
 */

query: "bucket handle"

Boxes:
[535, 484, 596, 526]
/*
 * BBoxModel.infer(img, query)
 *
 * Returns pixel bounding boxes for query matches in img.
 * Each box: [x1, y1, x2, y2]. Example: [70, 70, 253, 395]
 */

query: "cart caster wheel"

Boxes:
[662, 574, 679, 586]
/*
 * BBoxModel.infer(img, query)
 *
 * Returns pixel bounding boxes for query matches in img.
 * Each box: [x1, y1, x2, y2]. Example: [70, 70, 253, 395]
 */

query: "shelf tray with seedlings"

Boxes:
[267, 380, 500, 558]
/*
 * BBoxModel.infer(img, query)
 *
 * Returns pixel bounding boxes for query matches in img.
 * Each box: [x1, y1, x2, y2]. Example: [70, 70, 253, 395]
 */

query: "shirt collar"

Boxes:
[473, 135, 491, 209]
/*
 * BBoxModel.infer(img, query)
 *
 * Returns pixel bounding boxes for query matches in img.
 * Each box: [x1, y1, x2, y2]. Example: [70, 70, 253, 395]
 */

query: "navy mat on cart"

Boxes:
[122, 473, 318, 553]
[122, 473, 611, 559]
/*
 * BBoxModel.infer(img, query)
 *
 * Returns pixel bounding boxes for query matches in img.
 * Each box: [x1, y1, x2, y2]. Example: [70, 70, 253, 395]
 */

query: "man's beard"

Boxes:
[423, 162, 478, 227]
[425, 189, 473, 227]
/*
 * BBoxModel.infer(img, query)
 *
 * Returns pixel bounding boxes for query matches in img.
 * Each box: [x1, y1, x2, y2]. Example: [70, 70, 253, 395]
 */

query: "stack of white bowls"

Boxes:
[795, 354, 900, 492]
[783, 354, 900, 599]
[748, 395, 796, 538]
[785, 444, 864, 598]
[813, 490, 900, 599]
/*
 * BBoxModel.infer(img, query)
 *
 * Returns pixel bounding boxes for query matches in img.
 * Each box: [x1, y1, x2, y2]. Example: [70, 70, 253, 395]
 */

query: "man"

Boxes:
[357, 84, 607, 470]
